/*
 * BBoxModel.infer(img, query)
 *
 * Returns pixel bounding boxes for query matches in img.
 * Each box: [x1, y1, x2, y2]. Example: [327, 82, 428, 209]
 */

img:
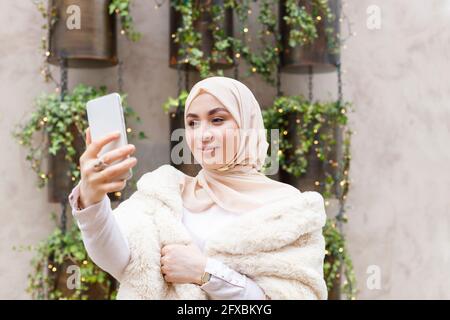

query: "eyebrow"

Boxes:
[186, 107, 229, 118]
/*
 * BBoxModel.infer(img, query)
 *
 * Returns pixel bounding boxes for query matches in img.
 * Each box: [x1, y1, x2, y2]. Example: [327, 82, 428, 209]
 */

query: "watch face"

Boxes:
[202, 272, 211, 284]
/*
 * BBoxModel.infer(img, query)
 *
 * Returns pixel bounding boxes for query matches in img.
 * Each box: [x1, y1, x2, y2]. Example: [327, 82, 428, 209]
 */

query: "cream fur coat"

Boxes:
[111, 164, 328, 300]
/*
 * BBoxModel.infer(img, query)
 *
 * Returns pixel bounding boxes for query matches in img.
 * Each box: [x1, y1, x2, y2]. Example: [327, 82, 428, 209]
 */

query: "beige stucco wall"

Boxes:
[1, 0, 449, 299]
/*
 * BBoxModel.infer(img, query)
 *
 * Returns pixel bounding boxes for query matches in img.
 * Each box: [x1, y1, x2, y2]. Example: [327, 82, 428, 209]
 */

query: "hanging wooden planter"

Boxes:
[47, 124, 85, 203]
[278, 113, 341, 195]
[169, 0, 234, 71]
[279, 0, 340, 73]
[47, 0, 118, 68]
[169, 110, 202, 177]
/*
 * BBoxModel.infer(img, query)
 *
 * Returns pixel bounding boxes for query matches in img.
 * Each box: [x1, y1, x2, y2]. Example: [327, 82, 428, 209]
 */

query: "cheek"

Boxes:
[220, 125, 240, 153]
[185, 129, 194, 149]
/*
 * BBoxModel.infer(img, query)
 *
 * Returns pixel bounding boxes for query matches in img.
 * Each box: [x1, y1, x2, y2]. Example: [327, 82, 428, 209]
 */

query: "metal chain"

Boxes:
[335, 61, 345, 231]
[337, 62, 343, 105]
[176, 60, 183, 113]
[59, 58, 68, 101]
[117, 59, 124, 93]
[60, 199, 68, 234]
[276, 62, 282, 97]
[308, 65, 313, 103]
[59, 57, 68, 234]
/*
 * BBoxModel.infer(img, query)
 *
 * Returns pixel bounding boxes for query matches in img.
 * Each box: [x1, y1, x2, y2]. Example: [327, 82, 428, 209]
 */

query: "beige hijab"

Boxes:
[181, 76, 301, 213]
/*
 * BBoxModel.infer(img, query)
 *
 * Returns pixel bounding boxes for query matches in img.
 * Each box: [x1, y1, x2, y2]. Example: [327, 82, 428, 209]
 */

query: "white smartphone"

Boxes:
[86, 93, 133, 181]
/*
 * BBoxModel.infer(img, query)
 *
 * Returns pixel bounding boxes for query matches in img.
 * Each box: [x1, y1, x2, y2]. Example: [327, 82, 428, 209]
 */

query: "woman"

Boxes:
[68, 76, 328, 300]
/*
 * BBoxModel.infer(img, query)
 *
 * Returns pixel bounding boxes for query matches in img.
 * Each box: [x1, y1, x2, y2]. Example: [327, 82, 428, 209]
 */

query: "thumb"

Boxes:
[85, 127, 92, 146]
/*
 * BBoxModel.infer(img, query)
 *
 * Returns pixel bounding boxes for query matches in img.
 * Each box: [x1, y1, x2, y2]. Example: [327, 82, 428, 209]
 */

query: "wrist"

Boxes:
[79, 184, 101, 208]
[195, 256, 209, 286]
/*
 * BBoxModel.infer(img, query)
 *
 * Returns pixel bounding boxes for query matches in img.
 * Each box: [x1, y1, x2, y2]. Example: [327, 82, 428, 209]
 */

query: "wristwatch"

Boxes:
[200, 271, 211, 285]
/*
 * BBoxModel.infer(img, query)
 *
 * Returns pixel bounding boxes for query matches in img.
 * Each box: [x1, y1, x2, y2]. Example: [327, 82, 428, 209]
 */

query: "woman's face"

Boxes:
[185, 92, 239, 170]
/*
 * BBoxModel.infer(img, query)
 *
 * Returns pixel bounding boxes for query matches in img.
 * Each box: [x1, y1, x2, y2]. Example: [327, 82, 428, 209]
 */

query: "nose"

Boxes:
[201, 128, 213, 143]
[195, 122, 214, 145]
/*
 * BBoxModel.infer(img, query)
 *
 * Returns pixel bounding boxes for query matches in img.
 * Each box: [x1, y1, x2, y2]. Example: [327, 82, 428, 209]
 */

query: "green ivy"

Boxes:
[263, 95, 356, 298]
[11, 84, 147, 189]
[229, 0, 337, 85]
[171, 0, 235, 78]
[163, 89, 189, 114]
[14, 216, 117, 300]
[324, 218, 357, 300]
[262, 95, 351, 198]
[109, 0, 142, 42]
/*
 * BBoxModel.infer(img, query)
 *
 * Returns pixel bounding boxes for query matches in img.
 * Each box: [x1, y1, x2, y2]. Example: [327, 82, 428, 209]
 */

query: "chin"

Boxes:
[193, 148, 231, 169]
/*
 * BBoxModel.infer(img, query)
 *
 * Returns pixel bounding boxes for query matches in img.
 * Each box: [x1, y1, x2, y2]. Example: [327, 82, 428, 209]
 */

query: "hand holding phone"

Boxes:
[77, 93, 138, 208]
[86, 93, 133, 181]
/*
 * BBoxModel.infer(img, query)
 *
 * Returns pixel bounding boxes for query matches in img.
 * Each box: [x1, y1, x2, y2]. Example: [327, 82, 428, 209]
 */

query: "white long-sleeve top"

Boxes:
[68, 183, 266, 300]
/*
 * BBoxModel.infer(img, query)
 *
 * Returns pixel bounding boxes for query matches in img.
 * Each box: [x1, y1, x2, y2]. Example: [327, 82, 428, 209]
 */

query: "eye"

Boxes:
[212, 117, 224, 124]
[187, 120, 200, 128]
